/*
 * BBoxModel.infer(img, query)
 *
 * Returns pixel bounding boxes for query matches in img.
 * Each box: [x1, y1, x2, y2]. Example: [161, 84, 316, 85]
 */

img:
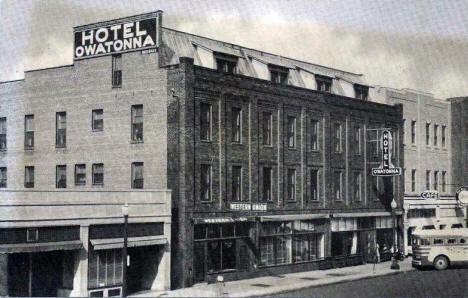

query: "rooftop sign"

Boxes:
[372, 130, 402, 176]
[74, 13, 158, 60]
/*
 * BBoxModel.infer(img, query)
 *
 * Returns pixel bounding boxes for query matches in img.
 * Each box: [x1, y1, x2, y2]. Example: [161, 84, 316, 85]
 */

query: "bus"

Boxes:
[412, 228, 468, 270]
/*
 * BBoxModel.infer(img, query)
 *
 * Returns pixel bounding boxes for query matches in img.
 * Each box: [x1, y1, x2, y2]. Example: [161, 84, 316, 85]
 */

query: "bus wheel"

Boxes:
[433, 256, 449, 270]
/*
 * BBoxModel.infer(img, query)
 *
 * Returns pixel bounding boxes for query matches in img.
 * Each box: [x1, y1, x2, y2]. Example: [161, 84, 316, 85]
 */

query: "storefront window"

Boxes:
[88, 249, 123, 289]
[331, 231, 358, 257]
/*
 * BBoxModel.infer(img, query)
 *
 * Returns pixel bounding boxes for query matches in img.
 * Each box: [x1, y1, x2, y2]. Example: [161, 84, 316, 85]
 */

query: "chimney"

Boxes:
[156, 10, 163, 48]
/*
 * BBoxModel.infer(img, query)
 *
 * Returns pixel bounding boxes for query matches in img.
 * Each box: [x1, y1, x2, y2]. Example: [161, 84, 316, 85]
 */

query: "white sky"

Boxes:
[1, 0, 467, 98]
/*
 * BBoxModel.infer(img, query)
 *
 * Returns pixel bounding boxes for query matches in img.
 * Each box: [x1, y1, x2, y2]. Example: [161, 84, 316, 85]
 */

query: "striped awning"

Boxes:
[90, 236, 167, 250]
[0, 240, 82, 254]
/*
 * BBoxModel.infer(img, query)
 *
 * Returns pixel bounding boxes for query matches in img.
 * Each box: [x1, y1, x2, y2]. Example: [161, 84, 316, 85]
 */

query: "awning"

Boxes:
[90, 236, 167, 250]
[332, 212, 392, 218]
[260, 214, 329, 222]
[0, 240, 82, 254]
[193, 217, 256, 225]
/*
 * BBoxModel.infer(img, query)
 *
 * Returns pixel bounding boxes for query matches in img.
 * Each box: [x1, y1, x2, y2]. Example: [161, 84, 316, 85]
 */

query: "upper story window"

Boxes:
[75, 164, 86, 186]
[287, 169, 296, 201]
[92, 109, 103, 131]
[214, 52, 237, 74]
[333, 123, 342, 152]
[433, 124, 438, 146]
[354, 125, 362, 155]
[131, 105, 143, 142]
[24, 166, 34, 188]
[262, 167, 272, 202]
[200, 103, 212, 141]
[269, 65, 289, 85]
[0, 167, 6, 188]
[334, 170, 343, 201]
[232, 107, 242, 143]
[263, 112, 272, 146]
[0, 117, 6, 150]
[442, 125, 446, 148]
[132, 162, 144, 189]
[24, 115, 34, 149]
[354, 85, 369, 101]
[411, 120, 416, 144]
[92, 163, 104, 186]
[442, 171, 447, 193]
[287, 116, 296, 148]
[112, 54, 122, 87]
[433, 171, 439, 191]
[315, 75, 332, 92]
[353, 171, 362, 201]
[56, 112, 66, 148]
[411, 169, 416, 192]
[232, 166, 242, 201]
[311, 119, 319, 151]
[200, 164, 212, 201]
[425, 123, 430, 146]
[426, 170, 431, 190]
[311, 169, 319, 201]
[56, 165, 66, 188]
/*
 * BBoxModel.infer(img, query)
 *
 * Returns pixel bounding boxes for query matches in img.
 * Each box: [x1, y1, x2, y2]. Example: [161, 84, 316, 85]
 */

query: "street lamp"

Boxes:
[122, 203, 129, 297]
[390, 198, 400, 270]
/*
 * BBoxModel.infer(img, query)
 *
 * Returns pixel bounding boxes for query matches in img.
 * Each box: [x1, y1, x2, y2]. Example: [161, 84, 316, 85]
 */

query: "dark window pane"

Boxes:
[56, 165, 66, 188]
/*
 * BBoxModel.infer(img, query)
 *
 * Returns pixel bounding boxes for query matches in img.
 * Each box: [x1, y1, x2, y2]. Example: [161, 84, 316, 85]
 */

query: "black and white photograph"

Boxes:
[0, 1, 468, 296]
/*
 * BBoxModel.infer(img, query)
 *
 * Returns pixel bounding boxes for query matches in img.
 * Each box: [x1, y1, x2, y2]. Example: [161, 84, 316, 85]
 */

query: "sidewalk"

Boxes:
[131, 258, 414, 297]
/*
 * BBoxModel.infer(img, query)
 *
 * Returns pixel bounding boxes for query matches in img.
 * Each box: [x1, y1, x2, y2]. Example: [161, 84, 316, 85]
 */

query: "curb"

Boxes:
[248, 268, 414, 297]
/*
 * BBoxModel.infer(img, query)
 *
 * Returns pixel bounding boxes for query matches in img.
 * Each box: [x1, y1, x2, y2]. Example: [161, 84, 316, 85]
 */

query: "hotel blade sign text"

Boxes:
[74, 17, 157, 59]
[371, 130, 402, 176]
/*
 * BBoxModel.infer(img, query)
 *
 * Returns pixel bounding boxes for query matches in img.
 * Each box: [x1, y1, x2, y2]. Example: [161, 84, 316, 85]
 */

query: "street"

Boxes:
[274, 267, 468, 297]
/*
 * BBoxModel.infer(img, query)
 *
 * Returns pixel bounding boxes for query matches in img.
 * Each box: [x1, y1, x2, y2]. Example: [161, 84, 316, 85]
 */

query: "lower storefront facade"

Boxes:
[0, 190, 171, 297]
[188, 211, 402, 285]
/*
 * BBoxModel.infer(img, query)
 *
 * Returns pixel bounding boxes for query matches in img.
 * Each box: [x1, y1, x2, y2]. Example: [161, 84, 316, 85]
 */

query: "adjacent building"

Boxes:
[0, 10, 406, 294]
[373, 87, 465, 254]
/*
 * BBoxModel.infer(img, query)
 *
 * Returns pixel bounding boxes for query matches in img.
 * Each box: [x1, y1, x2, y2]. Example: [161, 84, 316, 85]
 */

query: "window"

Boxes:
[353, 172, 362, 201]
[442, 125, 446, 147]
[215, 53, 237, 74]
[426, 170, 431, 190]
[200, 164, 212, 201]
[311, 169, 319, 201]
[260, 222, 293, 266]
[411, 169, 416, 192]
[131, 105, 143, 142]
[448, 238, 457, 244]
[372, 176, 380, 201]
[0, 167, 6, 188]
[411, 120, 416, 144]
[232, 166, 242, 201]
[334, 123, 342, 152]
[287, 116, 296, 148]
[287, 169, 296, 201]
[269, 65, 289, 85]
[442, 171, 446, 192]
[131, 162, 144, 189]
[263, 167, 272, 202]
[56, 112, 66, 148]
[88, 249, 123, 289]
[24, 115, 34, 149]
[75, 164, 86, 185]
[407, 209, 436, 218]
[293, 233, 322, 263]
[425, 123, 430, 146]
[263, 112, 272, 145]
[433, 171, 438, 191]
[433, 124, 438, 146]
[24, 166, 34, 188]
[232, 107, 241, 143]
[433, 239, 443, 245]
[26, 228, 38, 242]
[0, 117, 6, 150]
[92, 109, 103, 131]
[56, 165, 66, 188]
[200, 103, 212, 141]
[354, 85, 368, 100]
[112, 54, 122, 87]
[311, 119, 319, 151]
[315, 75, 332, 92]
[334, 171, 343, 201]
[354, 125, 361, 155]
[92, 163, 104, 185]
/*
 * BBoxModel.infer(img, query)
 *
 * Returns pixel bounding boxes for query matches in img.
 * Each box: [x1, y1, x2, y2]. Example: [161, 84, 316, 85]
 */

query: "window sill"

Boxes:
[92, 129, 104, 133]
[24, 147, 34, 151]
[230, 142, 243, 146]
[55, 146, 67, 149]
[112, 85, 122, 89]
[199, 200, 213, 203]
[130, 140, 144, 144]
[200, 140, 212, 144]
[75, 184, 86, 186]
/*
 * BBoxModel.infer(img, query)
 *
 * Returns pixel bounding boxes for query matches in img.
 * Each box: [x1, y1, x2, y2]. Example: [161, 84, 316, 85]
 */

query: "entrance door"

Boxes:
[193, 243, 206, 283]
[360, 230, 376, 263]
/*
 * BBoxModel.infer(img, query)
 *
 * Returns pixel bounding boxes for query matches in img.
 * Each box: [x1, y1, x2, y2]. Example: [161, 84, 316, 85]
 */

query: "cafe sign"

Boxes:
[74, 16, 157, 60]
[230, 203, 268, 212]
[372, 130, 402, 176]
[420, 190, 439, 199]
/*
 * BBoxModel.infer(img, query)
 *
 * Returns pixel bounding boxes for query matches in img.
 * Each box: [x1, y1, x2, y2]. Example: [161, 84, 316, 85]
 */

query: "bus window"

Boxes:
[447, 238, 456, 244]
[460, 239, 467, 244]
[433, 239, 444, 245]
[421, 238, 430, 246]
